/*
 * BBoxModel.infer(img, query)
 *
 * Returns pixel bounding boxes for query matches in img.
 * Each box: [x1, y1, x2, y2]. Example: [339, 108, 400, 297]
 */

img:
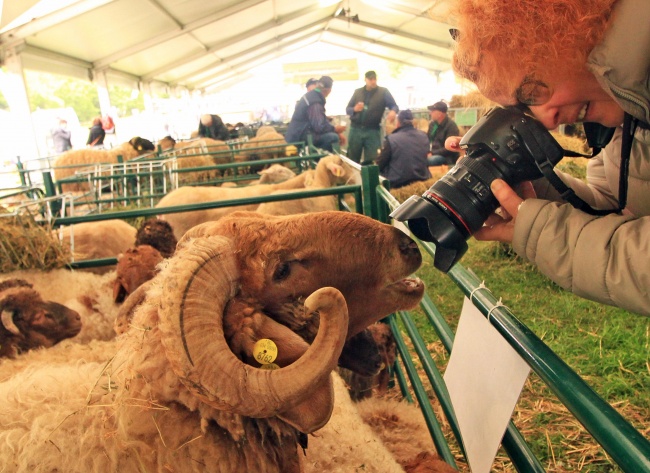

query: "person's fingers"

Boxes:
[474, 223, 514, 243]
[490, 179, 524, 218]
[445, 136, 462, 151]
[515, 180, 537, 200]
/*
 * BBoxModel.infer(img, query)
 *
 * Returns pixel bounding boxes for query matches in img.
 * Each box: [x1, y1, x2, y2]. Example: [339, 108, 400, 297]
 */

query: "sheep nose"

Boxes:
[398, 233, 419, 256]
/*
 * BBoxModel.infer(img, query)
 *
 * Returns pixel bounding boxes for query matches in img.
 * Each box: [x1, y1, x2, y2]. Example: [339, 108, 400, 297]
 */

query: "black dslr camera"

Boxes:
[391, 106, 569, 272]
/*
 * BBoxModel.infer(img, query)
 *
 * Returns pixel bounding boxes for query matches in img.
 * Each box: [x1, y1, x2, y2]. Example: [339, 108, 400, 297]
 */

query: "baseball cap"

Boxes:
[427, 101, 448, 113]
[397, 110, 413, 122]
[365, 70, 377, 79]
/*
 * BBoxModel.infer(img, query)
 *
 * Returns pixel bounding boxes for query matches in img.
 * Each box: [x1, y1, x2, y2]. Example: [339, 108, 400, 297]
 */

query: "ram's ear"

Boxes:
[277, 375, 334, 433]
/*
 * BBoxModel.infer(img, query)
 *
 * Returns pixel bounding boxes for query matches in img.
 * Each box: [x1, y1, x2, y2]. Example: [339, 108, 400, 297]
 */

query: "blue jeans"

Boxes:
[314, 132, 341, 153]
[427, 154, 448, 166]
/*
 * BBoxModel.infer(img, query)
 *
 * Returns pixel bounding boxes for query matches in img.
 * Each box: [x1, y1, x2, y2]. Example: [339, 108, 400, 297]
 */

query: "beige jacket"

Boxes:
[513, 0, 650, 315]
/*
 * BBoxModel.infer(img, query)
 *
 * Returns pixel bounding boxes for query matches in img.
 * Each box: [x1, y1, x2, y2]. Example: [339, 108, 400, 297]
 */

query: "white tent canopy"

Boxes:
[0, 0, 456, 93]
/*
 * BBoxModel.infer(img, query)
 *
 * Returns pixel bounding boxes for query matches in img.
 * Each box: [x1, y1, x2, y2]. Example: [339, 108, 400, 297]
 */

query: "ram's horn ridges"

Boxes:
[1, 309, 21, 335]
[159, 235, 348, 418]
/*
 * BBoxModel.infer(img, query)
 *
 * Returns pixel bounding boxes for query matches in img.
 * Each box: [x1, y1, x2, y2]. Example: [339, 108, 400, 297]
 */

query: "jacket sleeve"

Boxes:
[308, 104, 335, 134]
[512, 199, 650, 316]
[346, 90, 359, 117]
[383, 89, 399, 112]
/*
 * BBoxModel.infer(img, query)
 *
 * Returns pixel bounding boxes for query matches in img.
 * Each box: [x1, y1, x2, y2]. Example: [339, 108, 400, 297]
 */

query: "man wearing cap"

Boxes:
[376, 110, 431, 189]
[345, 70, 399, 164]
[305, 78, 319, 91]
[426, 101, 460, 166]
[197, 113, 230, 141]
[285, 76, 346, 152]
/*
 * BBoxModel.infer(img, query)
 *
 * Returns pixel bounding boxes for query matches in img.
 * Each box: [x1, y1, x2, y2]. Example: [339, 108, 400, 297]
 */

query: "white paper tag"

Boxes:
[444, 297, 531, 473]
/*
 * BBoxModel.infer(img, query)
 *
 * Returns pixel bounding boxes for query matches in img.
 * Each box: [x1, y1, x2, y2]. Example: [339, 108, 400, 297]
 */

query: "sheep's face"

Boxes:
[182, 211, 424, 338]
[1, 289, 82, 351]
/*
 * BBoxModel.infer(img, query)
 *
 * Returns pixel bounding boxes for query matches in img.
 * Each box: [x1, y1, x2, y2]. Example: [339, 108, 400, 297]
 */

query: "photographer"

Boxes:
[447, 0, 649, 315]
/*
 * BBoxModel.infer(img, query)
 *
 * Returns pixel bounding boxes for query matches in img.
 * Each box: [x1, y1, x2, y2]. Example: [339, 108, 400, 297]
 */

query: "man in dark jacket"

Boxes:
[426, 101, 460, 166]
[285, 76, 345, 152]
[197, 114, 230, 141]
[345, 70, 399, 164]
[376, 110, 431, 189]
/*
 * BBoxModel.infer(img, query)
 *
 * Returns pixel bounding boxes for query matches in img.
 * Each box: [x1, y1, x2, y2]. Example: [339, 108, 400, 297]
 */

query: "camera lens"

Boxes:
[391, 106, 566, 272]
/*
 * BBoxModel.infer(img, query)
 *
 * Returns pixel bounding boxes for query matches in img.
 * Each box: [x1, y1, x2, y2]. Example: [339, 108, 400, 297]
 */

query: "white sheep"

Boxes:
[156, 155, 356, 240]
[56, 219, 137, 274]
[0, 210, 426, 472]
[256, 154, 360, 216]
[53, 137, 155, 192]
[155, 171, 314, 240]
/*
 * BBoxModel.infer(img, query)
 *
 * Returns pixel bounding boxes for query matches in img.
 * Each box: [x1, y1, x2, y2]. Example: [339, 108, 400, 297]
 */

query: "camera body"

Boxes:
[391, 106, 565, 272]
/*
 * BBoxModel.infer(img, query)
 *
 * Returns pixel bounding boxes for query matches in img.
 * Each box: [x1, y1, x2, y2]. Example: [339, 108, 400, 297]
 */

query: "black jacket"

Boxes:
[428, 116, 460, 164]
[285, 89, 335, 143]
[198, 114, 230, 141]
[376, 123, 431, 188]
[346, 86, 398, 129]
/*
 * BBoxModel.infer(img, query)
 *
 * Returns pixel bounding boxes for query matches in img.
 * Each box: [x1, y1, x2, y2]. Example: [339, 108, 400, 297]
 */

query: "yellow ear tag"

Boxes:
[253, 338, 278, 365]
[333, 166, 344, 177]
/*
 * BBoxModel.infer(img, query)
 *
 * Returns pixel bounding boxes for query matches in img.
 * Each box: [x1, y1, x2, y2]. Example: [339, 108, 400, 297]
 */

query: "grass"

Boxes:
[402, 235, 649, 472]
[388, 157, 649, 472]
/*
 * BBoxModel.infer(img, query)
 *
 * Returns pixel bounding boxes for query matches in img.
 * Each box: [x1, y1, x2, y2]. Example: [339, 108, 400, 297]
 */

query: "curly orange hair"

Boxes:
[450, 0, 618, 103]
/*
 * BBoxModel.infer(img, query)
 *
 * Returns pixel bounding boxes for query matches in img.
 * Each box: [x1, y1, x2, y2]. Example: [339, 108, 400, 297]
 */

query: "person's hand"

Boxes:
[386, 110, 397, 123]
[335, 125, 347, 133]
[353, 102, 365, 112]
[473, 179, 536, 243]
[445, 136, 465, 157]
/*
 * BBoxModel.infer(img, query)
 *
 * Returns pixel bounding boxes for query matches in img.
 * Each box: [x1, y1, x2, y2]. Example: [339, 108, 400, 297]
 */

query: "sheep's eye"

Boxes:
[45, 313, 55, 320]
[273, 262, 292, 281]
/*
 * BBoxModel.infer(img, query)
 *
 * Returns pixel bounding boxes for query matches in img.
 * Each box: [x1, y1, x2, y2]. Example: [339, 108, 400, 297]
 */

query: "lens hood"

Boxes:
[390, 195, 468, 272]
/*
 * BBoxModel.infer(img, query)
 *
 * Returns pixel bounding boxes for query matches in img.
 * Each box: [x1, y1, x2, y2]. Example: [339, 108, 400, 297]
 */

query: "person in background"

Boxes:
[285, 76, 346, 152]
[426, 101, 460, 166]
[305, 77, 319, 91]
[197, 114, 230, 141]
[346, 70, 399, 165]
[101, 115, 116, 147]
[51, 118, 72, 153]
[86, 117, 105, 147]
[376, 110, 431, 189]
[446, 0, 649, 315]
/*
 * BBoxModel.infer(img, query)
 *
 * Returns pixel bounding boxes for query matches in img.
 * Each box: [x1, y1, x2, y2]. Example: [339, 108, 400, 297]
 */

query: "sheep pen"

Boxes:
[155, 154, 357, 240]
[53, 137, 156, 192]
[0, 211, 446, 472]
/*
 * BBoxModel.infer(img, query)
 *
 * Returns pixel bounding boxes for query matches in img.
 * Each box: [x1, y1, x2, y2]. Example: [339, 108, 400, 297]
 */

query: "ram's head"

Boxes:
[132, 211, 423, 434]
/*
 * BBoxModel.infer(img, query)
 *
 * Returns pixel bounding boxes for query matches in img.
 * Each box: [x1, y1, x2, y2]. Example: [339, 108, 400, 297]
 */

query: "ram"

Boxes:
[0, 211, 427, 472]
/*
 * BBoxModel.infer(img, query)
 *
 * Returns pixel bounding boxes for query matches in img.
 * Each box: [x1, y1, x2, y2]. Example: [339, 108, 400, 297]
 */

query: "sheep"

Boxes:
[0, 210, 425, 472]
[112, 245, 163, 303]
[255, 154, 360, 216]
[257, 163, 297, 184]
[135, 218, 177, 258]
[156, 155, 356, 240]
[355, 396, 457, 473]
[338, 322, 397, 401]
[236, 131, 288, 164]
[0, 278, 82, 358]
[53, 137, 155, 192]
[56, 219, 137, 274]
[2, 269, 121, 344]
[305, 373, 456, 473]
[160, 137, 233, 183]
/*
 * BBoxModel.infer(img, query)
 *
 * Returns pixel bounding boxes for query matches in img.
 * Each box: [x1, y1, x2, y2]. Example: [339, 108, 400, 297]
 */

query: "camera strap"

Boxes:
[516, 114, 638, 216]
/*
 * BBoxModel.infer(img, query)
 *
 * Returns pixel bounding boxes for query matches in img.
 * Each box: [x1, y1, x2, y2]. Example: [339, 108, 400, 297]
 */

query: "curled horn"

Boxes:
[1, 310, 20, 335]
[158, 235, 348, 418]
